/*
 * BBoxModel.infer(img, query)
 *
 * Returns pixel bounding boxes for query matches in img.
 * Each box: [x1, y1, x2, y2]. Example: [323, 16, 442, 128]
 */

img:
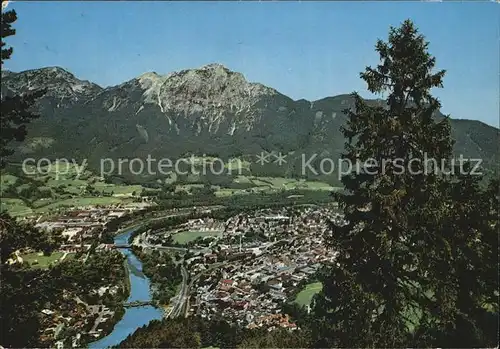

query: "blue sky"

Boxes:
[4, 1, 499, 127]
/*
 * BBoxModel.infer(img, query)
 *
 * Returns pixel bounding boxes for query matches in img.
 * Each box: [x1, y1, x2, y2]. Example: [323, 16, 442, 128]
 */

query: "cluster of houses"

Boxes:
[167, 217, 225, 235]
[39, 293, 115, 348]
[15, 204, 151, 347]
[180, 206, 344, 329]
[33, 204, 151, 244]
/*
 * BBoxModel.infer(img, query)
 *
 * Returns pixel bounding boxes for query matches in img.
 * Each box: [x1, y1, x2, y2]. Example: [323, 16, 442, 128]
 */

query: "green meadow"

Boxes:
[294, 282, 323, 307]
[171, 230, 222, 245]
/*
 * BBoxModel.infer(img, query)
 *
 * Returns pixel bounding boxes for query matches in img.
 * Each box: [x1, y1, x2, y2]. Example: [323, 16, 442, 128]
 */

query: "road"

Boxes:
[130, 208, 221, 254]
[162, 239, 288, 319]
[134, 231, 210, 255]
[115, 205, 225, 237]
[134, 232, 206, 253]
[166, 260, 230, 319]
[166, 265, 189, 318]
[120, 205, 226, 319]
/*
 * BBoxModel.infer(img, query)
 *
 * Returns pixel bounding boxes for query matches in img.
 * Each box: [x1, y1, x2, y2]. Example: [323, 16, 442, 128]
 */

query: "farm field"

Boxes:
[0, 160, 144, 216]
[235, 176, 336, 190]
[1, 159, 339, 217]
[0, 174, 18, 194]
[93, 183, 142, 196]
[21, 251, 72, 269]
[171, 230, 222, 244]
[214, 176, 338, 197]
[0, 198, 33, 216]
[294, 282, 323, 306]
[32, 197, 130, 213]
[174, 175, 337, 198]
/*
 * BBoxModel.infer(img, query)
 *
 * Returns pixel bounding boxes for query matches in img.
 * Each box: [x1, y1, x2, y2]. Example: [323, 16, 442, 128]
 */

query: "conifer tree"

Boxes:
[0, 9, 54, 347]
[313, 19, 498, 347]
[1, 8, 44, 168]
[412, 169, 498, 347]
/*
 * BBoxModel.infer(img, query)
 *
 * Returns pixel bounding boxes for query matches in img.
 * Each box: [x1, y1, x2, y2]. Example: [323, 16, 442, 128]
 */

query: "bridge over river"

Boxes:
[113, 243, 189, 253]
[123, 300, 155, 308]
[114, 244, 131, 248]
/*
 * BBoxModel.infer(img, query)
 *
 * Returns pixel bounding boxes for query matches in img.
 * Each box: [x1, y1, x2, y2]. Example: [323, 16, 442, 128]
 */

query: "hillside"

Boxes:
[2, 64, 498, 183]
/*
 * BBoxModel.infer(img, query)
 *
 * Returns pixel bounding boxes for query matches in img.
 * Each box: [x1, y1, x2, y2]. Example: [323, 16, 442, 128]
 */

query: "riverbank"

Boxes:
[80, 253, 130, 347]
[88, 229, 163, 348]
[122, 256, 131, 296]
[112, 206, 226, 239]
[87, 210, 201, 348]
[131, 246, 183, 308]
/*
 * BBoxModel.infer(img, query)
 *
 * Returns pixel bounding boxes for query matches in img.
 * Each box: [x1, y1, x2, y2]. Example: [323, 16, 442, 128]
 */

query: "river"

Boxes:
[88, 229, 163, 349]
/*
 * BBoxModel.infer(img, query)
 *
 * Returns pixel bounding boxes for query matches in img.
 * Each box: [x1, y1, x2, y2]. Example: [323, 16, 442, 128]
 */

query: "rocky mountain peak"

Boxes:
[124, 63, 285, 129]
[158, 64, 280, 110]
[201, 62, 229, 70]
[1, 66, 102, 103]
[0, 65, 497, 177]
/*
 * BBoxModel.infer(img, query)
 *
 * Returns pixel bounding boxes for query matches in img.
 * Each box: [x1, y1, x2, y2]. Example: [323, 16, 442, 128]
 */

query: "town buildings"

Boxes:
[141, 206, 344, 330]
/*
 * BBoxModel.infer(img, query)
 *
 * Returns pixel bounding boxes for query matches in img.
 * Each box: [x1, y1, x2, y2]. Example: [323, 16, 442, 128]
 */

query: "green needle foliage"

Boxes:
[313, 19, 498, 348]
[1, 8, 44, 168]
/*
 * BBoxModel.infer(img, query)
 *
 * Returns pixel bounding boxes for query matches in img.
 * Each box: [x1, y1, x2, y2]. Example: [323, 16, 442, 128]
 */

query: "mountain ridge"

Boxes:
[1, 64, 498, 184]
[3, 64, 499, 127]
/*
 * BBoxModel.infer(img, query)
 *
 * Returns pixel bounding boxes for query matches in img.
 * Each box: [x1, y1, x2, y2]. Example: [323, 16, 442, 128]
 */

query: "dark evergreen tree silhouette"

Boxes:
[0, 9, 54, 347]
[313, 19, 498, 347]
[1, 8, 44, 168]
